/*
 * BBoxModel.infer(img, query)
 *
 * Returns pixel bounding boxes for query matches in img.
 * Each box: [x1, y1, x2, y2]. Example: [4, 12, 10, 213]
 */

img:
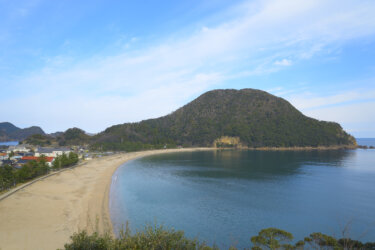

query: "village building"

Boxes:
[0, 152, 7, 161]
[7, 145, 31, 153]
[1, 159, 14, 166]
[21, 156, 55, 167]
[35, 147, 71, 157]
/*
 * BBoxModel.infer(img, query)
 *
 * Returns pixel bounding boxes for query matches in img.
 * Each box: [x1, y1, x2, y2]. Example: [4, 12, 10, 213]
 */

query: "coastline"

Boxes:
[215, 145, 358, 151]
[0, 148, 213, 250]
[246, 145, 358, 151]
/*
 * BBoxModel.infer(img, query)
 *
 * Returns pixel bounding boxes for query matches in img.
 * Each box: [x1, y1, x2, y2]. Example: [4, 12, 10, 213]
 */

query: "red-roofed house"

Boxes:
[21, 156, 55, 167]
[0, 152, 8, 161]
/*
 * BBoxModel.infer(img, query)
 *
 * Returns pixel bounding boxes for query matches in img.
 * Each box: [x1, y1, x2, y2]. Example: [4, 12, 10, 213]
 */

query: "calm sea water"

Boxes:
[110, 149, 375, 248]
[0, 141, 18, 146]
[356, 138, 375, 147]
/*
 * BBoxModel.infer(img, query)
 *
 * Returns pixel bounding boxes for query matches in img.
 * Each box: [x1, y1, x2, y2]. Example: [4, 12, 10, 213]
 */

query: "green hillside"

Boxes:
[0, 122, 45, 142]
[23, 128, 91, 146]
[92, 89, 356, 151]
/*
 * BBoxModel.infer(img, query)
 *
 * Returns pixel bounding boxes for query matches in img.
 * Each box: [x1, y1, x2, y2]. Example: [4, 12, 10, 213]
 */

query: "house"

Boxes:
[17, 159, 30, 165]
[0, 152, 7, 160]
[10, 155, 22, 160]
[21, 156, 55, 167]
[35, 147, 71, 157]
[7, 145, 31, 153]
[1, 159, 14, 166]
[34, 148, 53, 157]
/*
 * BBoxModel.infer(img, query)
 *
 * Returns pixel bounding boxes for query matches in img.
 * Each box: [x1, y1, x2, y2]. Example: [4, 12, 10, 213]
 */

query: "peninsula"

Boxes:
[91, 89, 356, 151]
[12, 88, 356, 151]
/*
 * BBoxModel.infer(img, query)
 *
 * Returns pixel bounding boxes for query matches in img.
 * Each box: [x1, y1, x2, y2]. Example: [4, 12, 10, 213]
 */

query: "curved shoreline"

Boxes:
[104, 148, 215, 236]
[0, 148, 213, 250]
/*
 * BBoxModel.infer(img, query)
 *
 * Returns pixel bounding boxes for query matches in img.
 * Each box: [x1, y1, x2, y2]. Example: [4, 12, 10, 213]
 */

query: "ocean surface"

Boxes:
[356, 138, 375, 147]
[0, 141, 18, 146]
[110, 149, 375, 248]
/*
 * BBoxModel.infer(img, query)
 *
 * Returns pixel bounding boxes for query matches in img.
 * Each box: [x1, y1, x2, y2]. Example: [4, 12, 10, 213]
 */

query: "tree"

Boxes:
[52, 152, 79, 169]
[304, 232, 341, 249]
[68, 152, 79, 165]
[52, 157, 61, 170]
[0, 164, 15, 190]
[60, 153, 69, 167]
[16, 164, 33, 181]
[251, 228, 293, 250]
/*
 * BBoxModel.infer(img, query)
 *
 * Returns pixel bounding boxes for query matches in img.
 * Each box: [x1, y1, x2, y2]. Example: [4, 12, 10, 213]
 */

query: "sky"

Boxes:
[0, 0, 375, 137]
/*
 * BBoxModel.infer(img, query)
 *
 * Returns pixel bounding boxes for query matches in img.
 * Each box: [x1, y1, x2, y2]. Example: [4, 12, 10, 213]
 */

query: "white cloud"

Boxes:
[303, 101, 375, 137]
[287, 90, 375, 110]
[275, 88, 375, 137]
[2, 0, 375, 133]
[274, 59, 292, 66]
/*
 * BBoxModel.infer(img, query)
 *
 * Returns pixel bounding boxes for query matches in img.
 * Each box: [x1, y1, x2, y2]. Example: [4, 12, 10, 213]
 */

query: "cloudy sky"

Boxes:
[1, 0, 375, 137]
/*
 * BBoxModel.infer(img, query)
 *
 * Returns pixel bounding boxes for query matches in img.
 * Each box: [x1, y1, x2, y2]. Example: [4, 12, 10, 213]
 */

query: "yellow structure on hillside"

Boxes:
[213, 136, 242, 148]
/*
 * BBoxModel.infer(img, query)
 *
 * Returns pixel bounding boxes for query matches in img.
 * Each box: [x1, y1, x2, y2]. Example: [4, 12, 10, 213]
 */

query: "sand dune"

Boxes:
[0, 148, 212, 250]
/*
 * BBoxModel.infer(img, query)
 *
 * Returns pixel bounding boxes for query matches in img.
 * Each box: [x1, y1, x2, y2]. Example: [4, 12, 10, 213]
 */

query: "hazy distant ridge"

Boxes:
[0, 122, 45, 142]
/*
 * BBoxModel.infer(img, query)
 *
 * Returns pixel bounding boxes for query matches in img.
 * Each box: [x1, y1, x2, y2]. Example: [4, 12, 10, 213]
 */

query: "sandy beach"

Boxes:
[0, 148, 212, 250]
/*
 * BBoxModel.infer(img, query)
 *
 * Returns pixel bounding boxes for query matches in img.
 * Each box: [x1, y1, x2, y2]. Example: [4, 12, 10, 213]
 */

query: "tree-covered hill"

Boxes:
[23, 127, 91, 146]
[0, 122, 45, 142]
[92, 89, 356, 150]
[57, 128, 91, 146]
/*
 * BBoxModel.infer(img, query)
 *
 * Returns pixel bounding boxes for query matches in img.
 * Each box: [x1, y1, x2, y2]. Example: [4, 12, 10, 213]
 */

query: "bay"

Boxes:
[110, 149, 375, 248]
[0, 141, 18, 146]
[356, 138, 375, 147]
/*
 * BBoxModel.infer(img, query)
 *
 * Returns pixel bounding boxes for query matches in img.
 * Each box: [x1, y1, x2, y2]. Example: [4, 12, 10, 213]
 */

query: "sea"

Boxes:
[0, 141, 18, 146]
[356, 138, 375, 147]
[110, 147, 375, 248]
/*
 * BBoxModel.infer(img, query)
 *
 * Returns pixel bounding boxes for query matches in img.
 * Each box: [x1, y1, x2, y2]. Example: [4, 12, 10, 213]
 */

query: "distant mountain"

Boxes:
[24, 127, 91, 146]
[0, 122, 20, 135]
[0, 122, 45, 142]
[57, 128, 91, 146]
[92, 88, 356, 151]
[49, 131, 64, 138]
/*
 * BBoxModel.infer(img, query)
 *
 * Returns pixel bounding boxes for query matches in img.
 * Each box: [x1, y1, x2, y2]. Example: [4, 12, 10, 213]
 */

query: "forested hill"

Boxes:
[23, 128, 91, 146]
[92, 89, 356, 151]
[0, 122, 45, 142]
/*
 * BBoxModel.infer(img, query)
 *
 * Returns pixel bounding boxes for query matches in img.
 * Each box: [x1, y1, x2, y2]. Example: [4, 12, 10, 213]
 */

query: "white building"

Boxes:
[7, 145, 31, 153]
[35, 147, 71, 157]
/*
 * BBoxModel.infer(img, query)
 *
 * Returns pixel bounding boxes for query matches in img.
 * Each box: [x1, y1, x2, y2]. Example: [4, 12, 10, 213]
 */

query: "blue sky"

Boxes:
[1, 0, 375, 137]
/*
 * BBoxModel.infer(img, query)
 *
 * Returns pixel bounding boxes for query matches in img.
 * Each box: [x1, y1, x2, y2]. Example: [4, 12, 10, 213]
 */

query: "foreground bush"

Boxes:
[63, 225, 375, 250]
[63, 224, 214, 250]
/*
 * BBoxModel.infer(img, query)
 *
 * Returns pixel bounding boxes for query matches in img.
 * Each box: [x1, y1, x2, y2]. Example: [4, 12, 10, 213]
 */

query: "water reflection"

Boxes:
[139, 149, 354, 180]
[110, 149, 375, 249]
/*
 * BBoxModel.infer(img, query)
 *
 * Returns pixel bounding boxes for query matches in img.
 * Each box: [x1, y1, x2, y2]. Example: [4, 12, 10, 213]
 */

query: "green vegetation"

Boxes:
[0, 122, 45, 141]
[23, 134, 54, 146]
[63, 224, 213, 250]
[57, 128, 91, 146]
[52, 152, 79, 169]
[20, 89, 356, 151]
[251, 228, 294, 249]
[0, 153, 79, 192]
[63, 226, 375, 250]
[92, 89, 356, 151]
[0, 157, 49, 191]
[24, 128, 91, 147]
[91, 141, 176, 152]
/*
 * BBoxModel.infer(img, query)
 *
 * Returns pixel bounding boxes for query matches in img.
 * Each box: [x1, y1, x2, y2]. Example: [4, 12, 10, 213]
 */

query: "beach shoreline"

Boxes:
[0, 148, 213, 250]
